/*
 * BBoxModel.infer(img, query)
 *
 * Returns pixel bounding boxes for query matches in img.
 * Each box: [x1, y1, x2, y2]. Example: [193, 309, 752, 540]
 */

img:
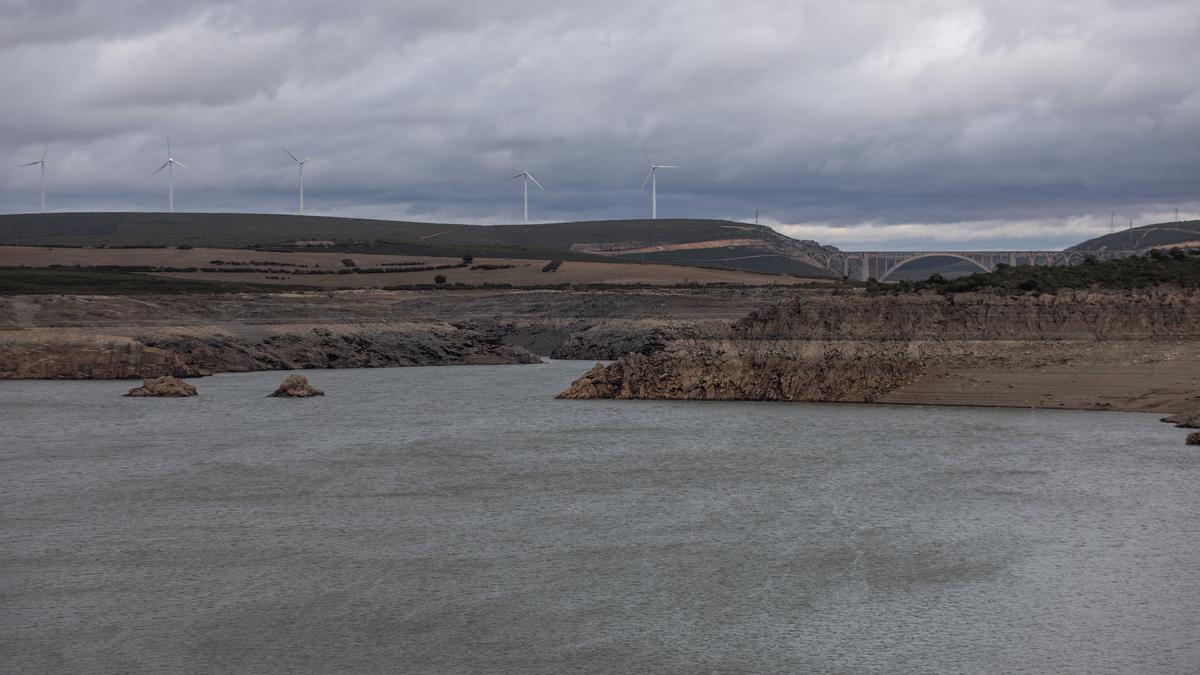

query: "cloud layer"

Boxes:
[2, 0, 1198, 249]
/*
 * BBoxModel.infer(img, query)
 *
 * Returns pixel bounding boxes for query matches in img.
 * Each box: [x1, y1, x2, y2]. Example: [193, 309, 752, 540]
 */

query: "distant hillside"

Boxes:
[1069, 219, 1200, 252]
[0, 212, 836, 277]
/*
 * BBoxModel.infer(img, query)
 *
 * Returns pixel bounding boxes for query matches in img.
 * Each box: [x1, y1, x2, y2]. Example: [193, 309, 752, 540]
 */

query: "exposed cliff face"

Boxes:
[559, 339, 929, 402]
[559, 291, 1200, 408]
[0, 323, 538, 380]
[0, 337, 206, 380]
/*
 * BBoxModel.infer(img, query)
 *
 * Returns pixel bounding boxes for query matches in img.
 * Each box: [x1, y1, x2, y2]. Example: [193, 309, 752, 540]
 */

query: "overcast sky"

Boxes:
[1, 0, 1198, 250]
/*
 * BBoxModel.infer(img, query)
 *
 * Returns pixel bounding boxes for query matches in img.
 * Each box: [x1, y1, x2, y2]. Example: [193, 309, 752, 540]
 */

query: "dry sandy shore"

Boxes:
[879, 341, 1200, 413]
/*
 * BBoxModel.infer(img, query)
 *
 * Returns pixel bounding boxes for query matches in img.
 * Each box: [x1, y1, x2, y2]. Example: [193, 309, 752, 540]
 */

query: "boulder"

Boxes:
[126, 376, 198, 397]
[1188, 432, 1200, 446]
[269, 374, 324, 398]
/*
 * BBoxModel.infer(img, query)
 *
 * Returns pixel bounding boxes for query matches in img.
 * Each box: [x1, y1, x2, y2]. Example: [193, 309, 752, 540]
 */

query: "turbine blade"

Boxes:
[507, 173, 525, 180]
[640, 168, 654, 190]
[152, 161, 170, 176]
[657, 165, 679, 169]
[301, 157, 315, 164]
[173, 160, 192, 170]
[641, 144, 653, 166]
[528, 174, 544, 190]
[281, 147, 300, 163]
[41, 144, 47, 161]
[20, 161, 40, 167]
[166, 135, 171, 157]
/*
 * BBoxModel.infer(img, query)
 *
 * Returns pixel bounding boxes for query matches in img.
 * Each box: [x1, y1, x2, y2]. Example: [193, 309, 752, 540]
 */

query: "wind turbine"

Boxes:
[507, 168, 544, 224]
[151, 136, 190, 212]
[20, 145, 48, 212]
[282, 148, 314, 213]
[640, 145, 677, 220]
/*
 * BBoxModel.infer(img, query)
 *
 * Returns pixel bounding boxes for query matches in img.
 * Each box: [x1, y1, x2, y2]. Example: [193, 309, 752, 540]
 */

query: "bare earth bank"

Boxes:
[558, 290, 1200, 417]
[0, 287, 797, 379]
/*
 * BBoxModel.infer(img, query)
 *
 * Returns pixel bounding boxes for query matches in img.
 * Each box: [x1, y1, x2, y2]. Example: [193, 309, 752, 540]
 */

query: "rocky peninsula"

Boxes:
[559, 290, 1200, 415]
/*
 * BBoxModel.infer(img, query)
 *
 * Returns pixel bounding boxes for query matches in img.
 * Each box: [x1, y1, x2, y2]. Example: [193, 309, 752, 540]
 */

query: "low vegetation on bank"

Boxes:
[0, 268, 304, 295]
[874, 249, 1200, 294]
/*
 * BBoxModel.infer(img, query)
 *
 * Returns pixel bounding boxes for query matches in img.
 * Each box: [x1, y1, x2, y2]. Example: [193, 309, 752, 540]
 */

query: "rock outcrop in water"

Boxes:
[1187, 432, 1200, 445]
[126, 376, 197, 397]
[270, 374, 324, 398]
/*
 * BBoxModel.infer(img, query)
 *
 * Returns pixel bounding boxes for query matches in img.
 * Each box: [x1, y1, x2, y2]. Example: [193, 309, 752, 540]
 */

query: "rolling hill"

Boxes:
[0, 212, 837, 277]
[1069, 219, 1200, 252]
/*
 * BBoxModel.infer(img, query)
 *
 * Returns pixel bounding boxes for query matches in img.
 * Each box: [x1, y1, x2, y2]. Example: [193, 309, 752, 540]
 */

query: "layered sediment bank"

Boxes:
[559, 291, 1200, 414]
[0, 323, 537, 379]
[0, 288, 792, 379]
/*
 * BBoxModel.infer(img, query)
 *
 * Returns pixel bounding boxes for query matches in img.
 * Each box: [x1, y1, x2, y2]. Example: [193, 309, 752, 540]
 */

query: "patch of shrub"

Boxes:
[434, 274, 447, 284]
[542, 260, 562, 273]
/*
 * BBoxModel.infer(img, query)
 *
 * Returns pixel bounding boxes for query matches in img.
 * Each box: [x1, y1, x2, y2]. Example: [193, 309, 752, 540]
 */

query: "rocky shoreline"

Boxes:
[558, 291, 1200, 417]
[0, 288, 780, 380]
[0, 323, 538, 379]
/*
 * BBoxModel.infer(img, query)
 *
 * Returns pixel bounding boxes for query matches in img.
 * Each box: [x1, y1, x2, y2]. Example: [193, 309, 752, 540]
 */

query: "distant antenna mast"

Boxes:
[755, 208, 759, 225]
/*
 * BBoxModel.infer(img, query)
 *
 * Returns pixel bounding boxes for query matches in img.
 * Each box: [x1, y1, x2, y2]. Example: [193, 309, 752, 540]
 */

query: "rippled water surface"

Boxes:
[2, 360, 1199, 673]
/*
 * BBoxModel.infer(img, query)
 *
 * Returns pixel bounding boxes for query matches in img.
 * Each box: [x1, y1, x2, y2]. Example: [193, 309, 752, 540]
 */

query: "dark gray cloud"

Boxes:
[2, 0, 1198, 249]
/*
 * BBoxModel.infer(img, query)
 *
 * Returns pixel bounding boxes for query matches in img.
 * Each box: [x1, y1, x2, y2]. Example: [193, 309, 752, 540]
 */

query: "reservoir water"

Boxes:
[2, 360, 1198, 673]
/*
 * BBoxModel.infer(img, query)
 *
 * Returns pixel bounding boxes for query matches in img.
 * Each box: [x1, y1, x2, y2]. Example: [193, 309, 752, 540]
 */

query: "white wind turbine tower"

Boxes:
[20, 145, 48, 212]
[151, 136, 190, 212]
[507, 168, 544, 224]
[640, 145, 677, 220]
[282, 148, 314, 213]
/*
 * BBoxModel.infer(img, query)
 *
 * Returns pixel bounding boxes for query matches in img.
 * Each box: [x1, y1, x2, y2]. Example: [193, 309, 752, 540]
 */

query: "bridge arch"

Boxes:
[878, 253, 992, 282]
[810, 252, 849, 276]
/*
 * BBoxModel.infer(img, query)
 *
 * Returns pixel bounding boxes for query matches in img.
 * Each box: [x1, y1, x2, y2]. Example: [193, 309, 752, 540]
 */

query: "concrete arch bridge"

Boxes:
[809, 249, 1140, 282]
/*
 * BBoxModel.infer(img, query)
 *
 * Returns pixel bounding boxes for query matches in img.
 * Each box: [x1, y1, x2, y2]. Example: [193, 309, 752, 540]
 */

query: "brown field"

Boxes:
[0, 246, 826, 288]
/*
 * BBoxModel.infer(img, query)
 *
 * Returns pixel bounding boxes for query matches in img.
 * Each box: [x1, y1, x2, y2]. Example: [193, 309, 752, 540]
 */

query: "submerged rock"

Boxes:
[1188, 432, 1200, 445]
[1162, 411, 1200, 429]
[269, 374, 324, 398]
[126, 376, 197, 397]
